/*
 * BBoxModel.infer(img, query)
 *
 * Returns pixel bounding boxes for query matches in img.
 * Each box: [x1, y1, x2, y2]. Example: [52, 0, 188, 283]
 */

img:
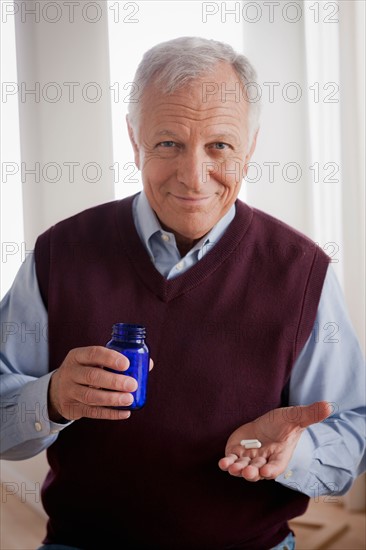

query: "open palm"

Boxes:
[218, 401, 332, 482]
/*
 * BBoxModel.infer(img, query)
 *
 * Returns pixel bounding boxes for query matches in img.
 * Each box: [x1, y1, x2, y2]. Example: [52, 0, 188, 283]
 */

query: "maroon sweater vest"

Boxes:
[35, 196, 329, 550]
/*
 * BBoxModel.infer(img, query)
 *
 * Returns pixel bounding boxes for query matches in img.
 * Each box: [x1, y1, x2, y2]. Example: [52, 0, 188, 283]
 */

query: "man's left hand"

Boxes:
[218, 401, 332, 481]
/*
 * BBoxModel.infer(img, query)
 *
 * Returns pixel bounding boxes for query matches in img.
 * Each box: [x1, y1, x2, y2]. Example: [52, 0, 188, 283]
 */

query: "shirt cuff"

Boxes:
[275, 428, 314, 493]
[16, 372, 73, 441]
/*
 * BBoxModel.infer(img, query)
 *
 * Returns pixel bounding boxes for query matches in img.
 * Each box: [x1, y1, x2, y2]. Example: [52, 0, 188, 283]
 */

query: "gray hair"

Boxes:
[128, 36, 261, 147]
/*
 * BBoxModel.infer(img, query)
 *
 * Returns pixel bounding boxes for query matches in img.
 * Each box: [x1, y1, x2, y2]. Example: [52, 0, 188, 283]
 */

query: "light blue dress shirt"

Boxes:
[132, 190, 236, 279]
[1, 192, 365, 499]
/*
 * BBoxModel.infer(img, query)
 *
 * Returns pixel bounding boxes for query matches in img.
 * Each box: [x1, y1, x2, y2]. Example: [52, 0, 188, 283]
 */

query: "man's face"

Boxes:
[128, 62, 257, 245]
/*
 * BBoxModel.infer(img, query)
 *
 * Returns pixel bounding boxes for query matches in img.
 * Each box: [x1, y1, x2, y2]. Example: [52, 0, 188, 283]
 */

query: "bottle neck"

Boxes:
[111, 323, 146, 344]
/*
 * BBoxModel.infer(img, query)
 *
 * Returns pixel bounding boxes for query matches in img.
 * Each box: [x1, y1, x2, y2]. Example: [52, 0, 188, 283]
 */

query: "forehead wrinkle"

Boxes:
[204, 128, 242, 140]
[152, 100, 246, 117]
[155, 113, 243, 125]
[153, 117, 243, 137]
[156, 101, 241, 111]
[154, 126, 241, 139]
[153, 119, 242, 137]
[153, 128, 189, 139]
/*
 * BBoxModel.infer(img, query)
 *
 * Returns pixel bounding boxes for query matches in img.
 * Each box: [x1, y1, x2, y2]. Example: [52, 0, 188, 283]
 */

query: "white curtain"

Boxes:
[305, 0, 365, 351]
[1, 4, 23, 297]
[239, 0, 364, 352]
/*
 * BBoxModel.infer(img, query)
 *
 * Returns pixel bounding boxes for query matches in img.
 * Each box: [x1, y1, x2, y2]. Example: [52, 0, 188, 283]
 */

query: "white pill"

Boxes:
[240, 439, 262, 449]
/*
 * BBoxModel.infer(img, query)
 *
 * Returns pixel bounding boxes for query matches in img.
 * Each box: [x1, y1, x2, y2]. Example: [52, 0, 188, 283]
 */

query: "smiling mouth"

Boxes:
[171, 194, 212, 203]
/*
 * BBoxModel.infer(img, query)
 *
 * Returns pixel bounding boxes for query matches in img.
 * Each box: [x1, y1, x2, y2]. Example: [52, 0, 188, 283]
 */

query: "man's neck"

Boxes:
[176, 238, 200, 257]
[158, 221, 205, 257]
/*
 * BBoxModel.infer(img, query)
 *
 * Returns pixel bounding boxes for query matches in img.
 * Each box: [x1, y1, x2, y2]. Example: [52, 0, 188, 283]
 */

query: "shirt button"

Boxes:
[175, 262, 184, 271]
[161, 233, 170, 242]
[34, 422, 42, 432]
[284, 470, 293, 479]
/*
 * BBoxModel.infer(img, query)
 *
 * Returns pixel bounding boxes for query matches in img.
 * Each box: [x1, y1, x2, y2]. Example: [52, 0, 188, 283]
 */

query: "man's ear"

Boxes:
[242, 128, 259, 178]
[126, 115, 140, 169]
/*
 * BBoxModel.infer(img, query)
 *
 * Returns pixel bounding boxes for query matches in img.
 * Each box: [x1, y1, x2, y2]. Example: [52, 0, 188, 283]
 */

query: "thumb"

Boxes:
[297, 401, 333, 429]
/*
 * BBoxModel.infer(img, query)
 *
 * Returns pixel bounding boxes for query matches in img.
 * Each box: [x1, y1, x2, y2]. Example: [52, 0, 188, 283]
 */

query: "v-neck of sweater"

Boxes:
[115, 195, 254, 303]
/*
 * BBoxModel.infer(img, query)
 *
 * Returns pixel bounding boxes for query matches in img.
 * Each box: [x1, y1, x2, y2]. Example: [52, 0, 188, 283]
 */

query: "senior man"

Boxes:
[1, 37, 365, 550]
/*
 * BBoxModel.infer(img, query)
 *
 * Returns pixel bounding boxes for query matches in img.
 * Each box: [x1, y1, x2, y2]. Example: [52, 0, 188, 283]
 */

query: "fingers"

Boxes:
[275, 401, 332, 430]
[52, 387, 135, 421]
[240, 457, 268, 481]
[71, 346, 130, 371]
[218, 453, 241, 471]
[74, 385, 135, 408]
[259, 459, 284, 480]
[48, 346, 151, 422]
[298, 401, 333, 428]
[219, 454, 269, 481]
[228, 457, 251, 476]
[74, 365, 138, 393]
[61, 402, 132, 421]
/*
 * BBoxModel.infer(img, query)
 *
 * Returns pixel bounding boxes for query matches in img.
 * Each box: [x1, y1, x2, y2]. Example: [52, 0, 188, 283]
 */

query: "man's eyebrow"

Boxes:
[207, 133, 238, 141]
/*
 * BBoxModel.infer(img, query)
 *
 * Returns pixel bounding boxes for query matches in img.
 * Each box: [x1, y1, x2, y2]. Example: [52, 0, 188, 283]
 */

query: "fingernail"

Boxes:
[124, 394, 134, 406]
[116, 357, 128, 370]
[125, 378, 138, 392]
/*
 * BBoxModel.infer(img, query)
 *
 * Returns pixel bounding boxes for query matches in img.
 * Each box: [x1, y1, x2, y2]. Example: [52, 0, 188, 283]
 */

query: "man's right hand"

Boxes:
[48, 346, 152, 422]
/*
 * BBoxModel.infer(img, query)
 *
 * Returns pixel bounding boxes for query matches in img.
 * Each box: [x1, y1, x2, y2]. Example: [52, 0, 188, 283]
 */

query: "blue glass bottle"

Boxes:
[106, 323, 150, 410]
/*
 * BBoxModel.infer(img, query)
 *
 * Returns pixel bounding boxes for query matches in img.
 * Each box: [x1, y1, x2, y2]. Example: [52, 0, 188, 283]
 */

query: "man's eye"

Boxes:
[211, 142, 230, 150]
[157, 141, 177, 148]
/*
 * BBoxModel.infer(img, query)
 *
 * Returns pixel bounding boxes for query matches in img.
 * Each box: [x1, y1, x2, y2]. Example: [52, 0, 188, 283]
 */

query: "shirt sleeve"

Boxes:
[276, 265, 366, 496]
[0, 255, 71, 460]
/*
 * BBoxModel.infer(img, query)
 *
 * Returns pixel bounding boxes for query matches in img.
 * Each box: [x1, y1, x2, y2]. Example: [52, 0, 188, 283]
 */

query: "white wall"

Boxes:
[1, 5, 24, 296]
[338, 0, 365, 354]
[241, 7, 309, 235]
[14, 0, 115, 249]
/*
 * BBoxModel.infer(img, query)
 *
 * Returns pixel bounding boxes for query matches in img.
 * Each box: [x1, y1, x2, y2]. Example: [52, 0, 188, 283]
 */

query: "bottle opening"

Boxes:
[111, 323, 146, 341]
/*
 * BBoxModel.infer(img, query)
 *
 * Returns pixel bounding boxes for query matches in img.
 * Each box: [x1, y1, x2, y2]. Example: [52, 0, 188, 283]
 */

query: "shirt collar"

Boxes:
[133, 190, 161, 252]
[133, 190, 236, 259]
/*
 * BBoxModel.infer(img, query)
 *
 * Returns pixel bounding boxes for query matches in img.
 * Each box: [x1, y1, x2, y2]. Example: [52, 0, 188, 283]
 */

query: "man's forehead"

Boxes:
[140, 97, 247, 135]
[143, 80, 248, 117]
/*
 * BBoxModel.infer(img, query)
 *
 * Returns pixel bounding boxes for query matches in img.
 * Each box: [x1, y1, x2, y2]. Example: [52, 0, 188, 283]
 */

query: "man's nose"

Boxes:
[177, 149, 214, 191]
